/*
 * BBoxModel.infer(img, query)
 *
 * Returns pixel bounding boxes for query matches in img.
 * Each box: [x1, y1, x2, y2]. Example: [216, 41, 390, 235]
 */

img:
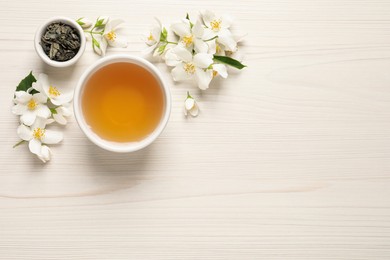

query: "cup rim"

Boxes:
[73, 54, 171, 153]
[34, 16, 86, 68]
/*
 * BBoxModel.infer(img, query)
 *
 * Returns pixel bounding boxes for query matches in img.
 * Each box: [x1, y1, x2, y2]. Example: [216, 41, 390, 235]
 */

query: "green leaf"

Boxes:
[15, 71, 38, 94]
[76, 17, 85, 26]
[50, 108, 57, 114]
[96, 19, 103, 26]
[213, 55, 247, 70]
[95, 18, 106, 28]
[160, 27, 168, 42]
[158, 43, 167, 55]
[92, 37, 100, 48]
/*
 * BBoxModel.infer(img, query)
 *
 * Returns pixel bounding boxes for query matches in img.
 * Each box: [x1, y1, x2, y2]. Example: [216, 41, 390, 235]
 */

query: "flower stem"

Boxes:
[13, 140, 26, 148]
[163, 40, 178, 45]
[204, 36, 218, 42]
[84, 30, 103, 35]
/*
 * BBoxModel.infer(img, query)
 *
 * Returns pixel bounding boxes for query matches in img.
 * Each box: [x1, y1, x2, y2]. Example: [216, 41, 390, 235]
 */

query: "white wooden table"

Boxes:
[1, 0, 390, 259]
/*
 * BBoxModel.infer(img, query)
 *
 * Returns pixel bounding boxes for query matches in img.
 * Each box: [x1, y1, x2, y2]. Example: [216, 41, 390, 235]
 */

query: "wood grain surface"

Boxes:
[1, 0, 390, 259]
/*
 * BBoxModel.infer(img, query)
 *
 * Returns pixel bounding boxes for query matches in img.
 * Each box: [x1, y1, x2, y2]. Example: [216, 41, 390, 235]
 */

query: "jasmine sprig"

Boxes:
[12, 72, 73, 162]
[144, 10, 246, 91]
[76, 16, 128, 56]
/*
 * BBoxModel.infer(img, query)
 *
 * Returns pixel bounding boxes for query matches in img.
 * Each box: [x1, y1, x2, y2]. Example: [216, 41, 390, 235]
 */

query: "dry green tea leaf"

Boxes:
[41, 22, 81, 62]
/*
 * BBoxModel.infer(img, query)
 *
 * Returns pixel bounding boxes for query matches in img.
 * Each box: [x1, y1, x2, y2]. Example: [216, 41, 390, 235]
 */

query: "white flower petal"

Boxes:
[193, 53, 213, 69]
[46, 118, 55, 125]
[217, 29, 237, 51]
[164, 49, 181, 67]
[36, 105, 51, 119]
[185, 98, 195, 110]
[29, 138, 42, 156]
[32, 116, 47, 130]
[145, 36, 156, 47]
[213, 64, 228, 78]
[203, 28, 217, 40]
[171, 65, 192, 81]
[221, 14, 233, 29]
[17, 124, 32, 141]
[195, 68, 213, 90]
[171, 21, 191, 37]
[192, 20, 204, 38]
[57, 106, 72, 117]
[33, 93, 48, 104]
[32, 82, 43, 93]
[53, 113, 67, 125]
[38, 73, 50, 94]
[100, 37, 108, 55]
[207, 40, 217, 54]
[151, 26, 161, 43]
[201, 10, 216, 26]
[50, 91, 73, 106]
[20, 110, 37, 126]
[42, 130, 63, 144]
[14, 91, 32, 104]
[107, 19, 125, 30]
[194, 38, 209, 54]
[12, 103, 27, 115]
[142, 43, 158, 55]
[172, 46, 192, 63]
[189, 104, 199, 117]
[93, 43, 103, 56]
[38, 145, 51, 163]
[107, 34, 128, 48]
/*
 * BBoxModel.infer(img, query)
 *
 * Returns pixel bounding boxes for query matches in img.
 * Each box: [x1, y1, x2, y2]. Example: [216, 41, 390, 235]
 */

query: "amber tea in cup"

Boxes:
[82, 62, 164, 142]
[74, 55, 171, 153]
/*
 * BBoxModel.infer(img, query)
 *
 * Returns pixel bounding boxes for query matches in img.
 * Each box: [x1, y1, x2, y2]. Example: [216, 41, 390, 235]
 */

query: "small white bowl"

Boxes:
[34, 16, 86, 68]
[73, 54, 171, 153]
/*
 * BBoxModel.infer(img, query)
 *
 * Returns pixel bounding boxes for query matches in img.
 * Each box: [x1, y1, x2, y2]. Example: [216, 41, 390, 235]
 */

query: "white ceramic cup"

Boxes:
[34, 16, 86, 67]
[73, 54, 171, 153]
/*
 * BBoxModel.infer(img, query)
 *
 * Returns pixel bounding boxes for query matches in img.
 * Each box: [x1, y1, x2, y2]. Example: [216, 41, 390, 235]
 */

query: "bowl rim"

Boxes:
[34, 16, 86, 68]
[73, 54, 171, 153]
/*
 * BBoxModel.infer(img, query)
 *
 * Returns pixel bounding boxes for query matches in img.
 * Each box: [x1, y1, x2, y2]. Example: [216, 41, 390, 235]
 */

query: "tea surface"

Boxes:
[82, 62, 164, 142]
